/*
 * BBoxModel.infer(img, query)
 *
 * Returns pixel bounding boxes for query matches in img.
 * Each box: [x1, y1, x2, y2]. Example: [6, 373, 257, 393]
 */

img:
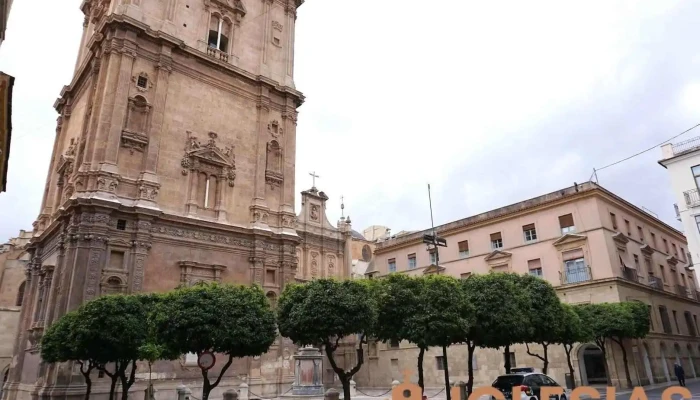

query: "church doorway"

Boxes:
[578, 345, 608, 385]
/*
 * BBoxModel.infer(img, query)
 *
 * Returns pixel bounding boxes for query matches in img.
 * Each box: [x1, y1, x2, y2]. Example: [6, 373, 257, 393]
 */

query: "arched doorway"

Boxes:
[642, 343, 654, 385]
[578, 344, 608, 385]
[659, 343, 671, 382]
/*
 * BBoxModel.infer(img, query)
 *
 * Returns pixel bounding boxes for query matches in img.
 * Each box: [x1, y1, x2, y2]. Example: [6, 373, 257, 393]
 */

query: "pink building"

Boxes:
[356, 182, 700, 390]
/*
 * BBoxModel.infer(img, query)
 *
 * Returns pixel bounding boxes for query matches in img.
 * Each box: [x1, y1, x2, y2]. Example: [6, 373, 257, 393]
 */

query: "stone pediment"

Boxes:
[612, 232, 629, 245]
[640, 244, 654, 256]
[204, 0, 247, 18]
[423, 264, 446, 275]
[484, 250, 512, 262]
[188, 146, 232, 167]
[666, 255, 679, 267]
[552, 233, 587, 247]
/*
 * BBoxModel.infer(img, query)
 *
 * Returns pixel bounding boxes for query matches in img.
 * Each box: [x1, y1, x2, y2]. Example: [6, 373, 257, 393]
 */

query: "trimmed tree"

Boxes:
[71, 294, 157, 400]
[573, 302, 649, 387]
[373, 275, 426, 391]
[277, 279, 377, 400]
[461, 273, 529, 394]
[520, 274, 566, 374]
[41, 311, 97, 400]
[155, 283, 277, 400]
[557, 304, 591, 389]
[417, 275, 469, 400]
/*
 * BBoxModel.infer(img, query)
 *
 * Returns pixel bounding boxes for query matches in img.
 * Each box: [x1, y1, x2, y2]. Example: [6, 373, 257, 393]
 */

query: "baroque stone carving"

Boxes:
[132, 254, 146, 292]
[97, 176, 119, 192]
[310, 205, 319, 222]
[204, 0, 247, 19]
[138, 183, 159, 201]
[178, 261, 225, 287]
[84, 248, 103, 300]
[121, 131, 148, 154]
[181, 131, 236, 187]
[268, 120, 283, 138]
[150, 225, 274, 249]
[131, 72, 154, 92]
[272, 21, 283, 32]
[327, 255, 336, 271]
[281, 215, 296, 228]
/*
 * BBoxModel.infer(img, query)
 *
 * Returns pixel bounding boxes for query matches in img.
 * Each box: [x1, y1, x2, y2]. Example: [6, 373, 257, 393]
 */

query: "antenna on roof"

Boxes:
[423, 184, 447, 274]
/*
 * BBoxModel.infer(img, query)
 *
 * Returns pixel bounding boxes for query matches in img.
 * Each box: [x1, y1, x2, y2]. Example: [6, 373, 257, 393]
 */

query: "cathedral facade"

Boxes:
[0, 0, 361, 399]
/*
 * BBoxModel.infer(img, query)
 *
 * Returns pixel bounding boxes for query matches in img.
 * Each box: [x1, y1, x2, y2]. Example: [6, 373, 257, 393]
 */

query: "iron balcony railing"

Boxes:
[560, 265, 592, 285]
[684, 189, 700, 208]
[672, 136, 700, 155]
[676, 284, 691, 298]
[648, 276, 664, 291]
[622, 266, 640, 283]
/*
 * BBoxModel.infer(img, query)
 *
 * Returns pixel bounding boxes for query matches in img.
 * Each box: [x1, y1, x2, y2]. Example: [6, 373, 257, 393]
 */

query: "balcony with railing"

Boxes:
[671, 136, 700, 156]
[560, 265, 592, 285]
[207, 47, 229, 63]
[676, 284, 691, 298]
[648, 276, 664, 291]
[684, 189, 700, 208]
[622, 266, 640, 283]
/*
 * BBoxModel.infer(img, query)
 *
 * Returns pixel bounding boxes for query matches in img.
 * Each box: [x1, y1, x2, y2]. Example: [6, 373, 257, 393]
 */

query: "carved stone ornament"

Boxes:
[310, 205, 320, 222]
[180, 131, 236, 187]
[272, 21, 283, 32]
[131, 72, 154, 92]
[138, 182, 160, 201]
[268, 120, 283, 138]
[121, 130, 149, 154]
[204, 0, 247, 19]
[281, 215, 297, 228]
[253, 209, 270, 224]
[327, 255, 336, 271]
[97, 176, 119, 192]
[89, 0, 110, 24]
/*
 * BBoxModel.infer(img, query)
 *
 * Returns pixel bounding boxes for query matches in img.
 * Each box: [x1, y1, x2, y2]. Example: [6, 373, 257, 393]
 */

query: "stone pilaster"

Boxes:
[90, 41, 122, 169]
[7, 259, 38, 383]
[280, 107, 296, 215]
[130, 220, 153, 293]
[284, 2, 297, 87]
[142, 47, 173, 179]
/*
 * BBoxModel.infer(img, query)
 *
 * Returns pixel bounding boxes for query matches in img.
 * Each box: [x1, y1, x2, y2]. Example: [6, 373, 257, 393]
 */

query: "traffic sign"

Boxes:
[198, 351, 216, 370]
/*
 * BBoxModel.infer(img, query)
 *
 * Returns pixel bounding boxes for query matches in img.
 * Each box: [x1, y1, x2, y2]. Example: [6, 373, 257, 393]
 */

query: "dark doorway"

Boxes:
[582, 346, 607, 385]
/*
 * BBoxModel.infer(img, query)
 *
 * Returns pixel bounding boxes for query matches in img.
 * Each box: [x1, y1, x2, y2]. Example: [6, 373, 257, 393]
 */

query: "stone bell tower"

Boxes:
[5, 0, 305, 398]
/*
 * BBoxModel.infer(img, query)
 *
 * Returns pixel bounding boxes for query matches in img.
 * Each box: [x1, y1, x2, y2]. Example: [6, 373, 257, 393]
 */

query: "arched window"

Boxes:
[208, 15, 231, 52]
[266, 141, 282, 173]
[16, 281, 25, 306]
[103, 277, 124, 295]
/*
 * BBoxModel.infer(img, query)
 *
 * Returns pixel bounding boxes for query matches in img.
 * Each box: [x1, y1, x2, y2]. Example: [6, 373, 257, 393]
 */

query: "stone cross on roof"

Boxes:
[309, 171, 319, 189]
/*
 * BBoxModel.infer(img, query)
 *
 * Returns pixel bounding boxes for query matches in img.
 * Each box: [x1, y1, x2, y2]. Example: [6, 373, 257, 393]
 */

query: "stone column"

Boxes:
[142, 48, 173, 178]
[215, 171, 228, 222]
[280, 108, 296, 215]
[186, 171, 199, 215]
[91, 47, 123, 167]
[103, 32, 138, 170]
[284, 3, 296, 87]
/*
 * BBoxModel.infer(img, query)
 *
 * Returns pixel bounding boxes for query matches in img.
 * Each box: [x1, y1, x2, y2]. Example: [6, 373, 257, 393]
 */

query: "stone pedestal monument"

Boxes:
[292, 346, 324, 396]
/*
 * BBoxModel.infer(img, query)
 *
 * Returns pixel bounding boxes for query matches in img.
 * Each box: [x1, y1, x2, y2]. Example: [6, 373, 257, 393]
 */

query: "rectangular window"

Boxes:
[610, 213, 618, 230]
[523, 224, 537, 242]
[663, 239, 670, 253]
[562, 249, 588, 283]
[644, 257, 652, 274]
[109, 251, 125, 270]
[559, 214, 575, 234]
[490, 232, 503, 250]
[693, 164, 700, 189]
[685, 312, 697, 336]
[651, 232, 657, 247]
[429, 250, 437, 265]
[694, 315, 699, 334]
[116, 219, 127, 231]
[681, 248, 687, 262]
[436, 356, 445, 371]
[388, 258, 396, 273]
[528, 259, 543, 277]
[633, 254, 640, 269]
[458, 241, 470, 258]
[659, 306, 672, 334]
[660, 265, 667, 283]
[460, 272, 472, 280]
[672, 310, 680, 334]
[624, 220, 631, 236]
[407, 254, 416, 269]
[638, 226, 644, 242]
[672, 243, 678, 256]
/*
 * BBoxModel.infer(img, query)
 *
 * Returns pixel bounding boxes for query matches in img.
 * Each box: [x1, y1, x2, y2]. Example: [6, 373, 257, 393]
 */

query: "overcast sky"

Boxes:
[1, 1, 699, 242]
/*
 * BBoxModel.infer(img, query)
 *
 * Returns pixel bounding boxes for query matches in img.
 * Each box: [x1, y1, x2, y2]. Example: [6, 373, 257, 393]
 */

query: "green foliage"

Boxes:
[416, 275, 469, 348]
[558, 303, 591, 345]
[373, 274, 423, 345]
[277, 279, 377, 346]
[41, 310, 83, 364]
[461, 273, 530, 349]
[574, 302, 643, 343]
[519, 274, 565, 345]
[155, 282, 277, 358]
[622, 301, 651, 338]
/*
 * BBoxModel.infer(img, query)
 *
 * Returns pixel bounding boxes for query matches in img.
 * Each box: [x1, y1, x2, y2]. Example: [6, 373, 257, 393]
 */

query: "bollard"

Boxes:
[325, 388, 340, 400]
[392, 380, 400, 389]
[350, 380, 357, 397]
[455, 381, 467, 400]
[176, 384, 192, 400]
[239, 382, 249, 400]
[224, 389, 239, 400]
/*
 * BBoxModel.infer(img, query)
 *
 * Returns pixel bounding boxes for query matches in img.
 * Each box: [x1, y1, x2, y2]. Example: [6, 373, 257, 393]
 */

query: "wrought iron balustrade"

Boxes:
[684, 189, 700, 208]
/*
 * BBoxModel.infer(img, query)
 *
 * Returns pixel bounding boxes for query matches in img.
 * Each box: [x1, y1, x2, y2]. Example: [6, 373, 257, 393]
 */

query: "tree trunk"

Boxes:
[564, 344, 576, 389]
[78, 361, 93, 400]
[504, 345, 512, 374]
[109, 376, 118, 400]
[466, 343, 476, 396]
[542, 343, 549, 375]
[442, 346, 451, 400]
[613, 337, 633, 388]
[203, 353, 234, 400]
[341, 376, 352, 400]
[595, 339, 611, 385]
[119, 361, 137, 400]
[418, 347, 425, 394]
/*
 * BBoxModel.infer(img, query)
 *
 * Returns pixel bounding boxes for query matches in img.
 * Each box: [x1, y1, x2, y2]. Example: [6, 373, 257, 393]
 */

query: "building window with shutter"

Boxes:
[624, 220, 631, 236]
[16, 281, 25, 307]
[672, 243, 678, 256]
[523, 224, 537, 242]
[407, 254, 416, 269]
[663, 239, 670, 253]
[388, 258, 396, 273]
[638, 226, 644, 242]
[458, 240, 469, 258]
[658, 306, 672, 334]
[558, 214, 575, 234]
[673, 310, 681, 334]
[429, 250, 437, 265]
[562, 249, 589, 283]
[528, 259, 543, 277]
[490, 232, 503, 250]
[651, 232, 657, 247]
[208, 14, 232, 52]
[610, 213, 618, 230]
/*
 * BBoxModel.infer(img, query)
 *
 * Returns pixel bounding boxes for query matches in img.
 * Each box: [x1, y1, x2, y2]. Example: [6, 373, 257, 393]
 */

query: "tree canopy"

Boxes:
[277, 279, 377, 400]
[155, 282, 277, 400]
